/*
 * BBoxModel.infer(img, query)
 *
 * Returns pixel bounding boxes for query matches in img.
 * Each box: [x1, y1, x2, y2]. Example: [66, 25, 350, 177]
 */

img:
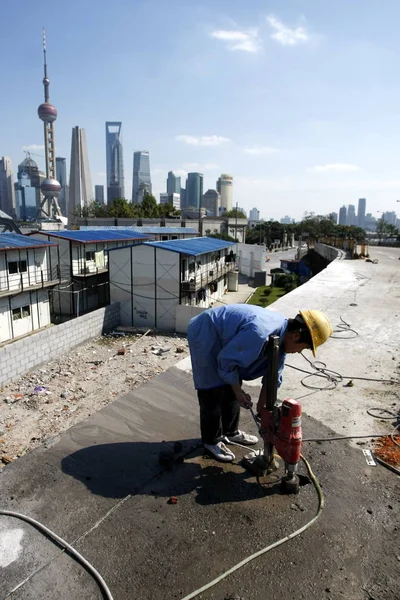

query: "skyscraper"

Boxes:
[37, 30, 62, 217]
[249, 207, 260, 221]
[0, 157, 16, 217]
[95, 185, 105, 204]
[14, 171, 36, 221]
[56, 157, 69, 216]
[68, 126, 93, 223]
[132, 151, 151, 204]
[167, 171, 181, 195]
[186, 172, 203, 209]
[347, 204, 356, 226]
[339, 205, 347, 225]
[357, 198, 366, 229]
[329, 212, 338, 225]
[382, 211, 397, 225]
[106, 122, 125, 204]
[216, 174, 233, 213]
[202, 189, 220, 216]
[180, 187, 186, 209]
[18, 157, 44, 210]
[160, 193, 180, 210]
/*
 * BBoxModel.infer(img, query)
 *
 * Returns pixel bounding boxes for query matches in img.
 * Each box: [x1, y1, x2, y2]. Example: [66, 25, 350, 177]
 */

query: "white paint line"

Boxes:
[0, 527, 24, 567]
[175, 356, 192, 373]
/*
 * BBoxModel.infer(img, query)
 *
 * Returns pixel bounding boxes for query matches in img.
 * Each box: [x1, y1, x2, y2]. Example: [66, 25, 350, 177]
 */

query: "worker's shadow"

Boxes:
[61, 439, 283, 505]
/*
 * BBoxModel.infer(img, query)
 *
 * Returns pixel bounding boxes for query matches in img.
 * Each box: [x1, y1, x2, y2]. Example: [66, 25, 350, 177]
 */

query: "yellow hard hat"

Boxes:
[299, 310, 333, 357]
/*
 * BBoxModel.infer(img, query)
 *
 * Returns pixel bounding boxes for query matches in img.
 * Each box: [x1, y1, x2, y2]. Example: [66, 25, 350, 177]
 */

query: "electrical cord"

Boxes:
[286, 351, 399, 392]
[0, 509, 114, 600]
[179, 454, 324, 600]
[330, 316, 359, 339]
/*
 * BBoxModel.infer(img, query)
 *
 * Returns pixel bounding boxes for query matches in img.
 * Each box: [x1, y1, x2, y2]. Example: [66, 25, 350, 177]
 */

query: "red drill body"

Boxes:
[260, 399, 302, 465]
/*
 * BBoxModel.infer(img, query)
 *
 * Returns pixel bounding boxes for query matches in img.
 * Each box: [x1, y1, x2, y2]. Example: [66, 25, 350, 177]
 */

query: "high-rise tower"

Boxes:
[56, 157, 69, 216]
[132, 151, 152, 203]
[357, 198, 366, 229]
[106, 122, 125, 204]
[167, 171, 181, 195]
[185, 172, 203, 209]
[68, 126, 93, 223]
[0, 157, 16, 218]
[37, 30, 62, 217]
[338, 205, 347, 225]
[217, 174, 233, 213]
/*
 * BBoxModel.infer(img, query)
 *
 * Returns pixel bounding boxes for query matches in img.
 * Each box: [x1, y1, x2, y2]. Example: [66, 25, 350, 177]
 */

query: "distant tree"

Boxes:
[224, 209, 247, 218]
[245, 217, 366, 246]
[141, 193, 159, 218]
[208, 232, 236, 242]
[157, 202, 181, 218]
[108, 198, 134, 218]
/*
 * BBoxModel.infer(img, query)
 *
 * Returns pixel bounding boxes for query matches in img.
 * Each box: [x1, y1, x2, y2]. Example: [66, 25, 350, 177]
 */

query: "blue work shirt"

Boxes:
[187, 304, 288, 390]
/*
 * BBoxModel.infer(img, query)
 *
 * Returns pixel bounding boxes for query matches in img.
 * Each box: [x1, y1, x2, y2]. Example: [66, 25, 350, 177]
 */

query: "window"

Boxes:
[171, 235, 178, 240]
[86, 251, 95, 261]
[12, 305, 31, 320]
[8, 260, 27, 274]
[162, 235, 168, 241]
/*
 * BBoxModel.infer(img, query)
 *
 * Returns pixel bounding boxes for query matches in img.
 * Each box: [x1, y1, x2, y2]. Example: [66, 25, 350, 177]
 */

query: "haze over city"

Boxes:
[2, 0, 400, 220]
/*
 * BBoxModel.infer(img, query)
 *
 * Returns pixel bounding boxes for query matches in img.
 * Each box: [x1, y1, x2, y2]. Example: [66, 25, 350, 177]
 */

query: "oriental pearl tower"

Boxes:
[37, 29, 62, 217]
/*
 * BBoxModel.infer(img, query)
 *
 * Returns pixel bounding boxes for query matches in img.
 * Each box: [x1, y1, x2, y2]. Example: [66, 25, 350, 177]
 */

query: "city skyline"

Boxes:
[2, 2, 400, 220]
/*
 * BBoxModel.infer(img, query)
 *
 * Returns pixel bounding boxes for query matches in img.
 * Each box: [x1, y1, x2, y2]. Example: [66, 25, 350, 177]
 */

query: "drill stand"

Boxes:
[242, 335, 302, 495]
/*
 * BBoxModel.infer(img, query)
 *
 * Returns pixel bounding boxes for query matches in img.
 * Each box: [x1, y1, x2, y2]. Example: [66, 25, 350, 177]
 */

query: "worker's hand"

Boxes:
[237, 391, 253, 409]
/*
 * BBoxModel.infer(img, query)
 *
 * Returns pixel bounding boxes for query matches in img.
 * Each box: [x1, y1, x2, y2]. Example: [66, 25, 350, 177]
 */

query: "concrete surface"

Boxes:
[0, 247, 399, 600]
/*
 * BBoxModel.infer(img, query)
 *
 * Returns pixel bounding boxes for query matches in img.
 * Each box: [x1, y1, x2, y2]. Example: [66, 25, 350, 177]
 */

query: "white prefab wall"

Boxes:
[237, 243, 267, 277]
[0, 289, 51, 343]
[0, 248, 50, 293]
[109, 246, 180, 330]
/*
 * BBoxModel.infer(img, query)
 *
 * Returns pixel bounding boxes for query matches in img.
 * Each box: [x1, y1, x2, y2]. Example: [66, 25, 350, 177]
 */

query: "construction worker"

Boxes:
[187, 304, 332, 462]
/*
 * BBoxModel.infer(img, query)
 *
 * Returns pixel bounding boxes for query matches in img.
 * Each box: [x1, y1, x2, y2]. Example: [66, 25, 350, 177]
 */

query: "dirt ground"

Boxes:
[0, 330, 189, 466]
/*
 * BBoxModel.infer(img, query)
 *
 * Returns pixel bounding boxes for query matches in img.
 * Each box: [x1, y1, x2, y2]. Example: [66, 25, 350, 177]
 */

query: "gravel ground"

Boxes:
[0, 330, 189, 466]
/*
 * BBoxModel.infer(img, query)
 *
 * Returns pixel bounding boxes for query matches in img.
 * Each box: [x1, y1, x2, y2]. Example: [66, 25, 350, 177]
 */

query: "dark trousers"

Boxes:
[197, 385, 240, 445]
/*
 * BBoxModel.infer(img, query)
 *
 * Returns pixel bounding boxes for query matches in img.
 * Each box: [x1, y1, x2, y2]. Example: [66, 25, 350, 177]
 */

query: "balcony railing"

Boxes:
[181, 261, 235, 292]
[0, 266, 62, 297]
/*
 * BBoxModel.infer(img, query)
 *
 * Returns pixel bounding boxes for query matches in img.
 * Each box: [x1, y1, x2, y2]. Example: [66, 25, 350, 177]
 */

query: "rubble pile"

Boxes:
[0, 330, 189, 466]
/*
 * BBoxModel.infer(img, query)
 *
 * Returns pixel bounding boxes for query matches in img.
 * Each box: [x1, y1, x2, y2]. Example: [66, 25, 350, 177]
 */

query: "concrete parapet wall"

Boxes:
[0, 303, 120, 387]
[314, 243, 343, 262]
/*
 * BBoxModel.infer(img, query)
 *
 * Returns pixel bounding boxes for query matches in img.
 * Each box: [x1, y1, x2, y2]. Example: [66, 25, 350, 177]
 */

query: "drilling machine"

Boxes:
[243, 335, 302, 494]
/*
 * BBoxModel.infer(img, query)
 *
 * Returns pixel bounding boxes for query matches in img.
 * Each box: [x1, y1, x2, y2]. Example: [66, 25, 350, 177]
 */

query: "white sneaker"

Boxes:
[225, 430, 258, 446]
[204, 441, 235, 462]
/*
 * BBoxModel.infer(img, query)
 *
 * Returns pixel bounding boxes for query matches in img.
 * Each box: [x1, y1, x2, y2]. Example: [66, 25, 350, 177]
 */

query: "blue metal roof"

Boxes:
[30, 229, 149, 244]
[0, 233, 57, 252]
[143, 236, 236, 256]
[80, 225, 199, 234]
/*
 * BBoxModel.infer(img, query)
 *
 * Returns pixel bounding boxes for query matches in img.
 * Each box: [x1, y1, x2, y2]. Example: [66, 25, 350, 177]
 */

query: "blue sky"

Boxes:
[1, 0, 400, 220]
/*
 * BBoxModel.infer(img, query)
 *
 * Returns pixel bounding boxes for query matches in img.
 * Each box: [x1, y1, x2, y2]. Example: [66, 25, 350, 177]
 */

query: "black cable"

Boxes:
[330, 316, 359, 339]
[366, 408, 398, 420]
[287, 353, 399, 392]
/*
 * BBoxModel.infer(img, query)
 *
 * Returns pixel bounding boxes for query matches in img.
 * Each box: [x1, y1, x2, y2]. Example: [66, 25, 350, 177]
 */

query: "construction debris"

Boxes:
[0, 331, 189, 465]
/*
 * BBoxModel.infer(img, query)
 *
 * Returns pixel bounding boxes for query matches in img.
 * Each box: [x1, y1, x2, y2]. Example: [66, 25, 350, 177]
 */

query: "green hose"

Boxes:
[180, 454, 324, 600]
